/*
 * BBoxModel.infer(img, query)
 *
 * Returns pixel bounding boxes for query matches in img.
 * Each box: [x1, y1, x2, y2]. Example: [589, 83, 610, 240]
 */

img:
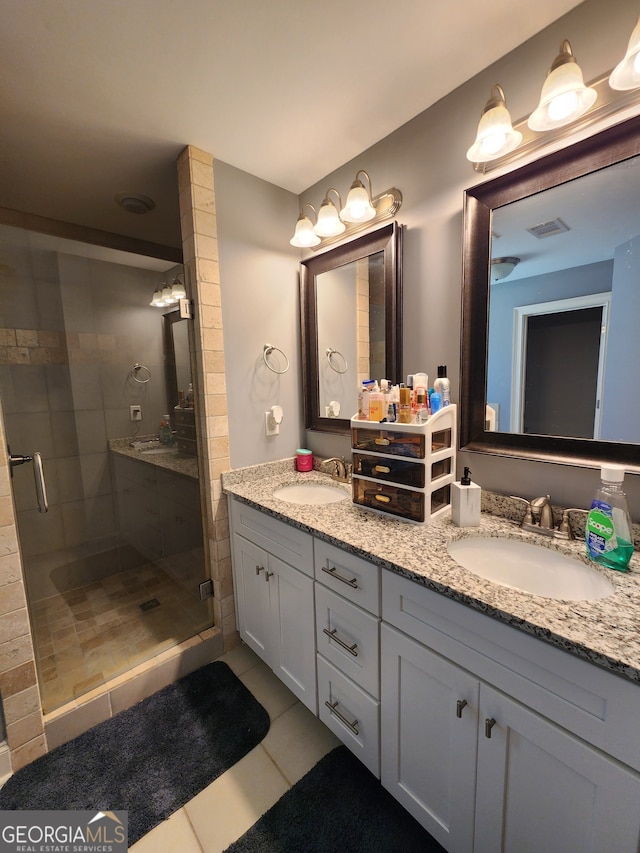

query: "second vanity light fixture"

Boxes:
[149, 274, 187, 308]
[467, 17, 640, 170]
[290, 169, 402, 250]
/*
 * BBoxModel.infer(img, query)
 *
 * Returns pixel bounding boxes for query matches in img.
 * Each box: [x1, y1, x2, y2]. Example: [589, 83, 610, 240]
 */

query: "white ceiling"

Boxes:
[0, 0, 584, 248]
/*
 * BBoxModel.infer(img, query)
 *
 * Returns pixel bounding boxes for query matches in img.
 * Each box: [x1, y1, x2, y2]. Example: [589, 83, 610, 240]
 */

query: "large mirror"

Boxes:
[461, 113, 640, 471]
[163, 310, 193, 409]
[301, 222, 403, 433]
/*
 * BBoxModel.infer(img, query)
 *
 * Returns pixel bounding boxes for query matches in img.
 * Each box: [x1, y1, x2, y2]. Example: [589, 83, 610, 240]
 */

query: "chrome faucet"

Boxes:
[511, 494, 584, 541]
[321, 457, 352, 483]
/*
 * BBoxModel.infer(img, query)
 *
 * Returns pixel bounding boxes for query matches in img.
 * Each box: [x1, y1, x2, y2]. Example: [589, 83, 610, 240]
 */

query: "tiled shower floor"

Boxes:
[30, 558, 211, 713]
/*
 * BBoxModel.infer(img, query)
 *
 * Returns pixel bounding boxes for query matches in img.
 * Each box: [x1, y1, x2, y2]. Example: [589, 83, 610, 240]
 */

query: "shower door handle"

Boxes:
[8, 448, 49, 513]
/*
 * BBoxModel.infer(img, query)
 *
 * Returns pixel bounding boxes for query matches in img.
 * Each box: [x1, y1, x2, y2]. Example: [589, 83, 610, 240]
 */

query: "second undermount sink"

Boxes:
[447, 537, 615, 601]
[273, 482, 349, 505]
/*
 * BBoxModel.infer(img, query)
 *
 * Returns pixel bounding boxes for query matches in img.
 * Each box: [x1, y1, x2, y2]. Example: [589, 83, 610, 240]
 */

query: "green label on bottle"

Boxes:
[586, 500, 617, 556]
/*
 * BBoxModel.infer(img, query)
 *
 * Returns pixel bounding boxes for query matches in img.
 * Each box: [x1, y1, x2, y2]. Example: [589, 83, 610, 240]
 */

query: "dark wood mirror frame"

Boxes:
[460, 113, 640, 471]
[301, 221, 403, 434]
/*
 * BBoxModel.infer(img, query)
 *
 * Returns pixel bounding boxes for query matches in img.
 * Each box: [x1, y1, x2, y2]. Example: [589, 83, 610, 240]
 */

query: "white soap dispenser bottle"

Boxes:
[452, 466, 481, 527]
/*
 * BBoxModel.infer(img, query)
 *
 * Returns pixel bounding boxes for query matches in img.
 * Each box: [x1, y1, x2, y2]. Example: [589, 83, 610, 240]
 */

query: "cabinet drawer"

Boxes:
[317, 656, 380, 777]
[314, 539, 380, 614]
[353, 452, 425, 487]
[173, 407, 196, 426]
[351, 425, 425, 458]
[315, 584, 380, 697]
[230, 498, 314, 576]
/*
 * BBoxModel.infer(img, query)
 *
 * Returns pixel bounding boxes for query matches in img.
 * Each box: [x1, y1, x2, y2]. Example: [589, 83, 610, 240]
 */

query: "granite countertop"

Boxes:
[222, 458, 640, 685]
[108, 436, 199, 479]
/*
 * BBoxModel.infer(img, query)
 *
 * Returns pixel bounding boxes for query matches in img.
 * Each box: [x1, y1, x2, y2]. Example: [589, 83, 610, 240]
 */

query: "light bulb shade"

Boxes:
[340, 182, 376, 223]
[170, 278, 186, 300]
[161, 285, 176, 305]
[314, 198, 346, 237]
[149, 287, 165, 307]
[491, 257, 520, 282]
[466, 87, 522, 162]
[610, 17, 640, 90]
[528, 44, 597, 131]
[290, 213, 321, 247]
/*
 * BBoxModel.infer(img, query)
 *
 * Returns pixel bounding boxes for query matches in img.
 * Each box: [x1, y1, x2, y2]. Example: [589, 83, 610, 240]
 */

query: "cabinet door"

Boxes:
[381, 624, 478, 853]
[232, 534, 271, 662]
[475, 685, 640, 853]
[269, 553, 317, 713]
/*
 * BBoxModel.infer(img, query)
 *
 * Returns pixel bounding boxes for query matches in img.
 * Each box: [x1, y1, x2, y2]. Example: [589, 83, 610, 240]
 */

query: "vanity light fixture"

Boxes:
[610, 16, 640, 90]
[314, 189, 346, 238]
[340, 170, 377, 223]
[466, 84, 522, 163]
[290, 170, 403, 250]
[528, 40, 597, 131]
[290, 204, 321, 248]
[149, 275, 186, 308]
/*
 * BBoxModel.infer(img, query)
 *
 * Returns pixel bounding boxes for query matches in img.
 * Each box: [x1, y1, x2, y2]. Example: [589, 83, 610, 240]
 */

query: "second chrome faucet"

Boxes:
[511, 494, 586, 541]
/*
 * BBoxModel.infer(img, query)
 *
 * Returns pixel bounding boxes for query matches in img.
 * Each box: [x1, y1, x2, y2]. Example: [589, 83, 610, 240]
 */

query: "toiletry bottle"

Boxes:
[452, 467, 481, 526]
[184, 382, 194, 408]
[430, 390, 442, 413]
[585, 464, 634, 571]
[368, 382, 385, 422]
[398, 386, 412, 423]
[434, 365, 451, 406]
[159, 414, 173, 445]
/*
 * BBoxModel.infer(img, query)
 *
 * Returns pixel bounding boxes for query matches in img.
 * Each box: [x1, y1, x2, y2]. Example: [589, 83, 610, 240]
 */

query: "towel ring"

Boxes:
[130, 363, 151, 384]
[263, 344, 290, 375]
[326, 348, 348, 374]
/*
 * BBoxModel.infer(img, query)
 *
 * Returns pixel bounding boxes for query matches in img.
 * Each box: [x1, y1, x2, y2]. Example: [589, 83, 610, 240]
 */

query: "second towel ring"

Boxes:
[263, 344, 290, 374]
[130, 363, 151, 383]
[326, 348, 348, 374]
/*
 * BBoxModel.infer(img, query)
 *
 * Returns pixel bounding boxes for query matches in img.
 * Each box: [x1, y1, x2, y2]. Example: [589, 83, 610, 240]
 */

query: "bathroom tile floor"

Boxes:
[131, 643, 341, 853]
[30, 556, 211, 713]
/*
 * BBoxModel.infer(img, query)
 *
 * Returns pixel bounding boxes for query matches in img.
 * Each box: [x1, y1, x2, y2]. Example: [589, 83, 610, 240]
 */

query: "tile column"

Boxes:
[177, 147, 237, 650]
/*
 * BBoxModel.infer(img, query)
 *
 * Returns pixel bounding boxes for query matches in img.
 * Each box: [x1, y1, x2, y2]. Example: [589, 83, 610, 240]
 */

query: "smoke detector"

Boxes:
[115, 193, 156, 215]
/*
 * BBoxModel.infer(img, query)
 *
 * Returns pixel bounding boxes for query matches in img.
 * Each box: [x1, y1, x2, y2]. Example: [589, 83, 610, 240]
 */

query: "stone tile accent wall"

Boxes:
[177, 146, 236, 650]
[0, 401, 47, 771]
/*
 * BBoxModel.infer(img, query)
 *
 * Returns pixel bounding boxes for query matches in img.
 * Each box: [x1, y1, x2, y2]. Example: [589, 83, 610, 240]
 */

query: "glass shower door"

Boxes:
[0, 223, 212, 713]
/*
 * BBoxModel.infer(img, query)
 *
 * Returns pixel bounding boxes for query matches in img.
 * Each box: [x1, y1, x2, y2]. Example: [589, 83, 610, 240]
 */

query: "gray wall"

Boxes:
[213, 0, 640, 516]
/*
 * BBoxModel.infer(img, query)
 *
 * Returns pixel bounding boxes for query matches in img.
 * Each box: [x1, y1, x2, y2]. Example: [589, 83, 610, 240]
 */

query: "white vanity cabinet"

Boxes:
[314, 540, 381, 776]
[229, 499, 317, 713]
[381, 571, 640, 853]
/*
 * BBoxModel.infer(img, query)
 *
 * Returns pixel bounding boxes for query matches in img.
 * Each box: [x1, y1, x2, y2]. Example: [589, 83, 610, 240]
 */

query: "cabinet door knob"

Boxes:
[255, 564, 265, 575]
[456, 699, 468, 718]
[485, 717, 496, 738]
[264, 570, 273, 582]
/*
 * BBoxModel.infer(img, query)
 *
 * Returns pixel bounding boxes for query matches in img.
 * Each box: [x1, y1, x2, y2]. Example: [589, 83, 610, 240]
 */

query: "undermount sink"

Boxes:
[447, 537, 614, 601]
[140, 445, 179, 455]
[273, 482, 349, 505]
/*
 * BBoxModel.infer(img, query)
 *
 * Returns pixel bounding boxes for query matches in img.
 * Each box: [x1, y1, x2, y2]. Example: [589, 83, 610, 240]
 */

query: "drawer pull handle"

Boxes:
[374, 465, 391, 474]
[456, 699, 467, 718]
[255, 564, 265, 575]
[375, 494, 391, 504]
[264, 570, 273, 582]
[322, 564, 358, 589]
[323, 627, 359, 657]
[485, 717, 496, 738]
[374, 438, 390, 445]
[325, 700, 359, 735]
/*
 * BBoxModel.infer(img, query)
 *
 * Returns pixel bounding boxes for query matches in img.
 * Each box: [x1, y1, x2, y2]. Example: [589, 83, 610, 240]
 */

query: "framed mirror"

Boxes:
[301, 222, 403, 434]
[163, 310, 192, 409]
[460, 113, 640, 471]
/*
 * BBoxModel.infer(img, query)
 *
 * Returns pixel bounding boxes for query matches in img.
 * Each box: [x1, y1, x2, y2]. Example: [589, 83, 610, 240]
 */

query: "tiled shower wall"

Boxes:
[0, 227, 174, 602]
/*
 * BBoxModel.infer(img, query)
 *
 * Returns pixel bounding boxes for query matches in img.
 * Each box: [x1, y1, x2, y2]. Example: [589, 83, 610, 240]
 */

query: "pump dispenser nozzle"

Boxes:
[461, 467, 472, 485]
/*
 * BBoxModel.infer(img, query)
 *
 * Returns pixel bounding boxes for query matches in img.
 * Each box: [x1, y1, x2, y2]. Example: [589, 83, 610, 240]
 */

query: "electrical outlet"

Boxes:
[130, 405, 142, 421]
[265, 411, 279, 436]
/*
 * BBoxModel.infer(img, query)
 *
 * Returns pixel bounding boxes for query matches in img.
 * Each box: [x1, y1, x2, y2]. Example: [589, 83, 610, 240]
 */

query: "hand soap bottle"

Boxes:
[452, 467, 481, 527]
[585, 464, 634, 571]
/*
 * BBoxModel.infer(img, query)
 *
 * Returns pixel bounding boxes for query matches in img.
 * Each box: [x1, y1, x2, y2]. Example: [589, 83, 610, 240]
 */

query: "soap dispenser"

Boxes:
[452, 467, 481, 527]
